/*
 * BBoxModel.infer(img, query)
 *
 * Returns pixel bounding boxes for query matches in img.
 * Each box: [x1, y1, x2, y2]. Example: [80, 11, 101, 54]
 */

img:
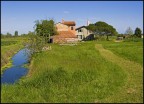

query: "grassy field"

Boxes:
[1, 39, 143, 103]
[1, 37, 25, 72]
[97, 40, 143, 65]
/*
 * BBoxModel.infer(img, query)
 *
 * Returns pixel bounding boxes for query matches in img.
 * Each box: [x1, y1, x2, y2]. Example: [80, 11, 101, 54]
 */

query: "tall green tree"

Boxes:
[125, 27, 133, 35]
[14, 31, 18, 36]
[134, 27, 142, 38]
[87, 21, 118, 40]
[34, 19, 58, 43]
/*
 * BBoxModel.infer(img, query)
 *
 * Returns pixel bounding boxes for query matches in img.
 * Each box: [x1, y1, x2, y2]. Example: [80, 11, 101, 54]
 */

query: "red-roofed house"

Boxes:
[50, 19, 78, 43]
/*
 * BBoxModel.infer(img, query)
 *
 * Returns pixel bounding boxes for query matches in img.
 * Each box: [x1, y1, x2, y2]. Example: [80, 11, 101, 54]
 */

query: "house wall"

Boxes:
[56, 23, 76, 35]
[53, 37, 78, 43]
[53, 37, 66, 43]
[56, 23, 69, 31]
[68, 26, 76, 35]
[76, 27, 91, 39]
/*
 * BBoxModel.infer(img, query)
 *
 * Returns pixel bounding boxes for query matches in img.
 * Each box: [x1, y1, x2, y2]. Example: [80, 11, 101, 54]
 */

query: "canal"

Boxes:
[1, 48, 30, 84]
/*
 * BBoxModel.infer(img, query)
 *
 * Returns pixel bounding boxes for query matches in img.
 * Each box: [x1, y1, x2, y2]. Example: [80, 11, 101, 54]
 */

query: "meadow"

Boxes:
[1, 38, 143, 103]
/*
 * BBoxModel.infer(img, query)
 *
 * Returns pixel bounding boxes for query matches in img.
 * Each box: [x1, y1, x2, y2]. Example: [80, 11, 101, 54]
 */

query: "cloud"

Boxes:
[64, 11, 70, 14]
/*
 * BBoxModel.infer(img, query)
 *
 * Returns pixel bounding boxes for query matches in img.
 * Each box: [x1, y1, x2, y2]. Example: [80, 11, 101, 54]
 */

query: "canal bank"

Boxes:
[1, 44, 23, 74]
[1, 48, 30, 84]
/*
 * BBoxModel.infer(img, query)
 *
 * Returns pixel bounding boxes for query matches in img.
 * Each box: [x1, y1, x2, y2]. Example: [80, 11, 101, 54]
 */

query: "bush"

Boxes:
[124, 37, 143, 42]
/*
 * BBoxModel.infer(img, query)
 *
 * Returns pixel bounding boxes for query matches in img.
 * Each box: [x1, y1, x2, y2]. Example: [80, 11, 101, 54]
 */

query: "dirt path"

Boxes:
[95, 44, 143, 103]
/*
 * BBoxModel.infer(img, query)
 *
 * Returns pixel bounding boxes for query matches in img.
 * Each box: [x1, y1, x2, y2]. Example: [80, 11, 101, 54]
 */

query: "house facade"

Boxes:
[51, 19, 78, 43]
[76, 26, 94, 40]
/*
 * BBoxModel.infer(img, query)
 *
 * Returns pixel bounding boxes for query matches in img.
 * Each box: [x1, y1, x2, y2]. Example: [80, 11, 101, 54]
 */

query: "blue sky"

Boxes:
[1, 1, 143, 35]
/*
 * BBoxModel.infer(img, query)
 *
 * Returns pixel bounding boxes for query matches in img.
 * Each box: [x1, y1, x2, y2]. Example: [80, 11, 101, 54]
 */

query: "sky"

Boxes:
[1, 1, 143, 35]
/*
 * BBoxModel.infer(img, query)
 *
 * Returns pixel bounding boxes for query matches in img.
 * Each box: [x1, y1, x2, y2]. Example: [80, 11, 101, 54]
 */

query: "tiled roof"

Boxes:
[52, 31, 77, 38]
[63, 21, 75, 26]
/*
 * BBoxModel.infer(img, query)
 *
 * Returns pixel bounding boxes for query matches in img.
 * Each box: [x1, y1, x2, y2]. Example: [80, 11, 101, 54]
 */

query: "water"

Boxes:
[1, 48, 30, 84]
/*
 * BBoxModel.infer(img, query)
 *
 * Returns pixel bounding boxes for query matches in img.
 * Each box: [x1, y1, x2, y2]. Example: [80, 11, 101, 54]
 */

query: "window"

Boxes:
[71, 26, 73, 30]
[78, 35, 83, 39]
[80, 35, 83, 39]
[78, 29, 82, 32]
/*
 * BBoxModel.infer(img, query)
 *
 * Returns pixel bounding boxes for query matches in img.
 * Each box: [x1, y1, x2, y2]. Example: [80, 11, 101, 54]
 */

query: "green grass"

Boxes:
[1, 40, 143, 103]
[95, 43, 143, 103]
[1, 41, 17, 46]
[97, 41, 143, 65]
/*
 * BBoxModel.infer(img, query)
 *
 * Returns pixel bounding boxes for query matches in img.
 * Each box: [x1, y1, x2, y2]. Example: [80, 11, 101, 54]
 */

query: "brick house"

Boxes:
[50, 19, 78, 43]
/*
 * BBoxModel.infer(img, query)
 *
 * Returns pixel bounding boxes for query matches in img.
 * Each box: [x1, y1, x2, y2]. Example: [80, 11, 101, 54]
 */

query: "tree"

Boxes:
[34, 19, 58, 43]
[134, 27, 142, 38]
[14, 31, 18, 36]
[125, 27, 133, 35]
[26, 31, 45, 53]
[87, 21, 118, 40]
[6, 32, 12, 37]
[87, 24, 96, 32]
[26, 19, 58, 54]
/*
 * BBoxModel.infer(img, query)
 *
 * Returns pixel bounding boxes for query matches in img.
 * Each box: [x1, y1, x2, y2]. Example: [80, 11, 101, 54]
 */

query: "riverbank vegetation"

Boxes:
[1, 37, 25, 72]
[1, 39, 143, 103]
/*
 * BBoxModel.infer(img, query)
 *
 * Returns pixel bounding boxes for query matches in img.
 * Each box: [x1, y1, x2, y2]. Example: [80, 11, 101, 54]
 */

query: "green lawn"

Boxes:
[1, 40, 143, 103]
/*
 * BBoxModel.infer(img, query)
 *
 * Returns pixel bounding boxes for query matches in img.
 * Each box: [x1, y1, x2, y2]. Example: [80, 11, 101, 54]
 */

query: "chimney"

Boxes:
[87, 19, 90, 34]
[62, 19, 64, 23]
[87, 19, 90, 26]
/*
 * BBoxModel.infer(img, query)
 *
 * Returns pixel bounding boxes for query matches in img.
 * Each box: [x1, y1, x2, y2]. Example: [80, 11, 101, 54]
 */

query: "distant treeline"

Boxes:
[1, 32, 30, 38]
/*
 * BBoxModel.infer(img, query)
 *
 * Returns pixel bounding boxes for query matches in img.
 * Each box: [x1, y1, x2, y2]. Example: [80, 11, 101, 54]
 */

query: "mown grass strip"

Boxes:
[95, 44, 143, 103]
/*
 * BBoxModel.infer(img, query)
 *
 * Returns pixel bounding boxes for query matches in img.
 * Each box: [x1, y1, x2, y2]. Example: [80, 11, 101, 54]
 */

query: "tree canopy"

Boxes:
[34, 19, 58, 43]
[87, 21, 118, 40]
[125, 27, 133, 35]
[26, 19, 58, 53]
[134, 27, 142, 38]
[14, 31, 18, 36]
[6, 32, 12, 37]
